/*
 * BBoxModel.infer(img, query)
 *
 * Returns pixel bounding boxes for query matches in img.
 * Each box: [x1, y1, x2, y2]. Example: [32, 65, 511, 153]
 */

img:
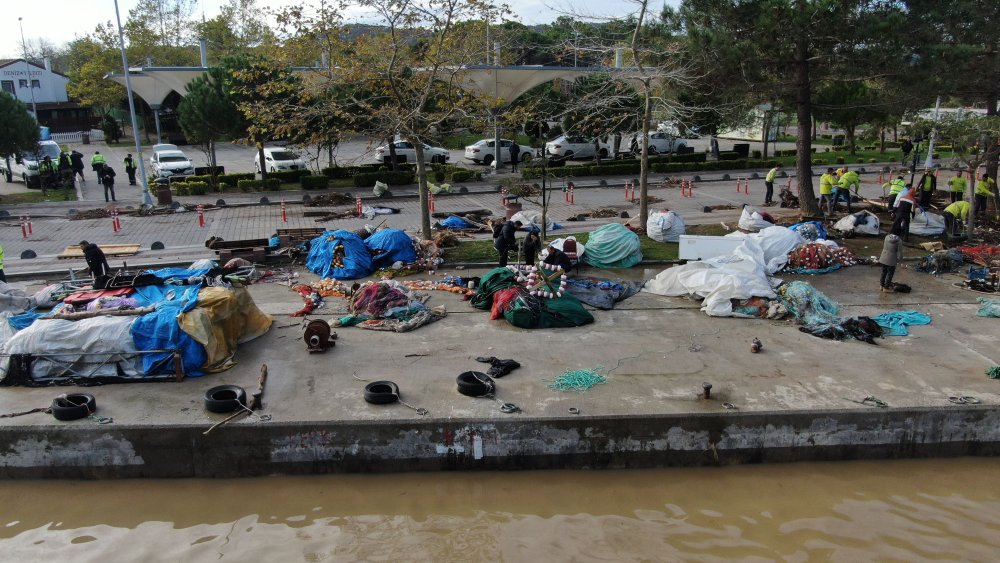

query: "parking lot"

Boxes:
[59, 135, 798, 180]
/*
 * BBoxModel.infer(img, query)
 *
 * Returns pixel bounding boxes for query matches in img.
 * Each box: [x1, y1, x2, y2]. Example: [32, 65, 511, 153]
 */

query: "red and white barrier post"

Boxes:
[428, 192, 436, 214]
[624, 181, 632, 201]
[356, 196, 363, 216]
[281, 199, 288, 223]
[197, 204, 205, 228]
[111, 207, 121, 233]
[26, 212, 32, 235]
[736, 177, 743, 193]
[19, 215, 27, 239]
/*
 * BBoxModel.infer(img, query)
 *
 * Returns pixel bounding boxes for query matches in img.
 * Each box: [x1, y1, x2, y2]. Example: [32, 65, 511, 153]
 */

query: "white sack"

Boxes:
[737, 206, 774, 231]
[833, 211, 880, 236]
[32, 284, 63, 309]
[646, 210, 686, 242]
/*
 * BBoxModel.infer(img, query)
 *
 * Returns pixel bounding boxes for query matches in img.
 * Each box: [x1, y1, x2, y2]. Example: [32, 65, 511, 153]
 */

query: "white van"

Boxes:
[255, 147, 306, 173]
[1, 140, 62, 188]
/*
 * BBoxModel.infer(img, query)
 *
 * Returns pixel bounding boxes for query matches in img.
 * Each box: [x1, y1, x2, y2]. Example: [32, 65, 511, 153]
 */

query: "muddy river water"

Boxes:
[1, 458, 998, 561]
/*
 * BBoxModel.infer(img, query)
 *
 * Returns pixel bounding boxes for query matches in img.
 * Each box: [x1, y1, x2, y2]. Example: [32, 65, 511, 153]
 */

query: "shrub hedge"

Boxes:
[237, 178, 281, 192]
[219, 172, 255, 187]
[353, 170, 415, 187]
[300, 175, 329, 190]
[519, 158, 781, 179]
[267, 169, 311, 183]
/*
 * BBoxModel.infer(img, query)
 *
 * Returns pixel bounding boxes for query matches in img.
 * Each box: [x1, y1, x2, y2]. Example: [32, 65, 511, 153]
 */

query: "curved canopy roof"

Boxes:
[107, 64, 642, 107]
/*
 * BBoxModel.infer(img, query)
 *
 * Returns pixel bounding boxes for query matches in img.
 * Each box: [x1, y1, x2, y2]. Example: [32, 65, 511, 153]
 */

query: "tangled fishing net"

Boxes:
[785, 243, 857, 274]
[548, 367, 607, 391]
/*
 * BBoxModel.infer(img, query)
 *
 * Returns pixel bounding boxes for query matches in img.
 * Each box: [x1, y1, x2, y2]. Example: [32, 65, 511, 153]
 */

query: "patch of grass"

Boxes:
[686, 223, 732, 237]
[0, 190, 76, 205]
[443, 227, 699, 264]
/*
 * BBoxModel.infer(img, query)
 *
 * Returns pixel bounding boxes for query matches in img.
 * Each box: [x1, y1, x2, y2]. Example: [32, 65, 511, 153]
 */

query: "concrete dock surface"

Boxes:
[1, 161, 998, 478]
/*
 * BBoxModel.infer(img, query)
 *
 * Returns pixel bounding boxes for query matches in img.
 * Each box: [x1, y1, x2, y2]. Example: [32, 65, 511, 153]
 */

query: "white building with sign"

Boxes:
[0, 58, 93, 132]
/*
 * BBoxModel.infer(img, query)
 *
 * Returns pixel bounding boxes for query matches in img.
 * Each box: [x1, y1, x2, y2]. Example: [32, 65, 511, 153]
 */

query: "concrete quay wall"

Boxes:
[2, 407, 997, 479]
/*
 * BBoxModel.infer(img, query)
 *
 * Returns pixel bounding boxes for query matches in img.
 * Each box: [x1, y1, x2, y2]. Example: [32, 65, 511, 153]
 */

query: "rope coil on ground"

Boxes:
[456, 371, 520, 414]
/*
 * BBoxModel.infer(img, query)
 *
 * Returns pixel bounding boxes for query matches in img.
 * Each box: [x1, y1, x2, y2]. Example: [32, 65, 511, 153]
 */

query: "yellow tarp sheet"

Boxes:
[178, 286, 273, 373]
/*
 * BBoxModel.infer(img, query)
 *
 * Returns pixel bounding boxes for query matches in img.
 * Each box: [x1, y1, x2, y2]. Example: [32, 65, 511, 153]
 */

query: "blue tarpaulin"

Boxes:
[146, 267, 212, 281]
[871, 310, 932, 336]
[8, 310, 44, 331]
[365, 229, 417, 268]
[306, 230, 373, 280]
[440, 215, 474, 229]
[130, 284, 207, 376]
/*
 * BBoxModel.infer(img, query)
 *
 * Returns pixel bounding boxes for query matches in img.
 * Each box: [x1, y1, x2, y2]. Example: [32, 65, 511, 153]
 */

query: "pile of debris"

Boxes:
[305, 193, 354, 207]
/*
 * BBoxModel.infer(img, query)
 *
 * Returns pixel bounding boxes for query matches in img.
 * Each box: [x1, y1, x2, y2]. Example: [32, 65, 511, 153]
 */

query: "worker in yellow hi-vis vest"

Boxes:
[764, 163, 782, 206]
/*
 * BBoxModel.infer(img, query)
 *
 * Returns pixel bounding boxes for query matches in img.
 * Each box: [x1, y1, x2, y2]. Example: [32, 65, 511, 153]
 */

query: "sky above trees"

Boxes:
[1, 0, 672, 59]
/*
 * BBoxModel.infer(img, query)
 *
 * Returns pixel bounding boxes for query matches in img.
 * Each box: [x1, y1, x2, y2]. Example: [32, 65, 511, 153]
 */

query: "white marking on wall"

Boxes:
[0, 434, 144, 467]
[472, 434, 484, 459]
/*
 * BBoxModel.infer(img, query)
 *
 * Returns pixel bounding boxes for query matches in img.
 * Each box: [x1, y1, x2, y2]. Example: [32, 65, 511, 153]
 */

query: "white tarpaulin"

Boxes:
[511, 210, 555, 232]
[909, 209, 946, 236]
[1, 317, 141, 381]
[0, 282, 34, 314]
[541, 236, 586, 262]
[647, 210, 686, 242]
[737, 206, 774, 231]
[833, 211, 881, 236]
[643, 239, 778, 317]
[725, 226, 805, 274]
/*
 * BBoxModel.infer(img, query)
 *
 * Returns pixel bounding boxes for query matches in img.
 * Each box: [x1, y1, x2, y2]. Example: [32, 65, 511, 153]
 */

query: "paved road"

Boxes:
[7, 135, 803, 190]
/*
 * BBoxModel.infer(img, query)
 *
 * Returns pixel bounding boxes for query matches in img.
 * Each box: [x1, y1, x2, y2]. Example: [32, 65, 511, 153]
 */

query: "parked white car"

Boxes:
[150, 149, 195, 178]
[1, 140, 62, 188]
[151, 143, 178, 153]
[545, 135, 610, 160]
[629, 132, 688, 154]
[255, 147, 306, 173]
[464, 139, 534, 166]
[372, 141, 450, 165]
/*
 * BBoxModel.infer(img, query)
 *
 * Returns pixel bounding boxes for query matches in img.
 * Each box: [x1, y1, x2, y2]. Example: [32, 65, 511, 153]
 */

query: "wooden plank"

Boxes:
[58, 244, 141, 259]
[276, 227, 325, 237]
[208, 239, 270, 250]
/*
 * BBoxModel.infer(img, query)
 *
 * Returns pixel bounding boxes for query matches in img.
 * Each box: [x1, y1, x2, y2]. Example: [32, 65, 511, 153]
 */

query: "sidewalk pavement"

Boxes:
[0, 154, 905, 279]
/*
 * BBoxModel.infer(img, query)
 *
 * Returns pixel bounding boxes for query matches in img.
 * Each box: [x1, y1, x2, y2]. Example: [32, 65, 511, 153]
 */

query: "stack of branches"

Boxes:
[314, 209, 359, 222]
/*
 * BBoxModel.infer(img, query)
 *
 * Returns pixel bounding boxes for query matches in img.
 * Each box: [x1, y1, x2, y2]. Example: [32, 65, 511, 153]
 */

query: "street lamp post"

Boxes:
[113, 0, 153, 206]
[17, 17, 38, 119]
